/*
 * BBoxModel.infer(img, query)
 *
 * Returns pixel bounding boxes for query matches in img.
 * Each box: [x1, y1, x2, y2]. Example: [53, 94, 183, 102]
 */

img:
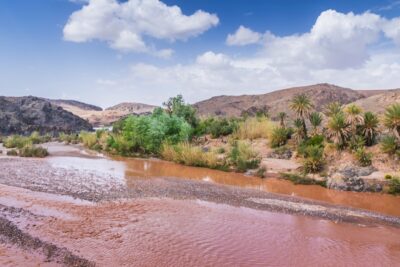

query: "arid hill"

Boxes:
[193, 83, 384, 118]
[47, 99, 103, 111]
[51, 100, 158, 127]
[0, 96, 92, 135]
[349, 89, 400, 115]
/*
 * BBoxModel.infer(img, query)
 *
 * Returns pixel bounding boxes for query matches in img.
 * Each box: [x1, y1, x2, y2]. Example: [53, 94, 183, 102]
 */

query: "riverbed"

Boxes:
[0, 142, 399, 266]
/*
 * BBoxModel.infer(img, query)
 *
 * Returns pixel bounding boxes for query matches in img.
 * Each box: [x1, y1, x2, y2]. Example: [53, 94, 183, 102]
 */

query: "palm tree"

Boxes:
[361, 111, 379, 146]
[326, 112, 350, 148]
[290, 94, 313, 138]
[324, 102, 342, 117]
[384, 103, 400, 142]
[309, 112, 322, 136]
[292, 118, 305, 144]
[345, 104, 364, 142]
[278, 112, 287, 128]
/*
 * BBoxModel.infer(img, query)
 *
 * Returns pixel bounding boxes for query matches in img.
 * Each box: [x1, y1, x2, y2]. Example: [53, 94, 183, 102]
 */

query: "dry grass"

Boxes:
[161, 142, 226, 169]
[234, 117, 275, 140]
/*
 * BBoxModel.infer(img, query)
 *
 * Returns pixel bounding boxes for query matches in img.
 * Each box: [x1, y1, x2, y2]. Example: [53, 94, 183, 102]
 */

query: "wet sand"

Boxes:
[0, 143, 400, 266]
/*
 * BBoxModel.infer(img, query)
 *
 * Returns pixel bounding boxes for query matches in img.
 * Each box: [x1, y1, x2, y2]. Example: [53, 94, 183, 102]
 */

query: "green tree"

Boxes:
[345, 104, 364, 141]
[361, 111, 379, 146]
[278, 112, 287, 128]
[384, 103, 400, 142]
[163, 95, 198, 127]
[309, 112, 323, 136]
[326, 112, 350, 148]
[324, 101, 342, 117]
[290, 94, 313, 138]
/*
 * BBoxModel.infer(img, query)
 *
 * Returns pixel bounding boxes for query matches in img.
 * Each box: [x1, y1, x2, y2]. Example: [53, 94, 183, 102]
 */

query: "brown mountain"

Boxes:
[0, 96, 92, 135]
[193, 83, 385, 118]
[350, 89, 400, 115]
[50, 100, 158, 127]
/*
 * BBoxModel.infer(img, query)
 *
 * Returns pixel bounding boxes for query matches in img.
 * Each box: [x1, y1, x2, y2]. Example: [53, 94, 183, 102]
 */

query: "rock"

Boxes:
[327, 165, 381, 192]
[0, 96, 93, 135]
[267, 148, 292, 159]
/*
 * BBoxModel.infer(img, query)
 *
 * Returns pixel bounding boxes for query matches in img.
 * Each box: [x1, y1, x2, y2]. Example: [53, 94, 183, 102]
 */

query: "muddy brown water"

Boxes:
[1, 184, 400, 267]
[2, 143, 400, 266]
[47, 153, 400, 217]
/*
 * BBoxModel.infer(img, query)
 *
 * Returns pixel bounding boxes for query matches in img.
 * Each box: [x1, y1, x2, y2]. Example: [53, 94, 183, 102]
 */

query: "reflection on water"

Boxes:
[47, 153, 400, 217]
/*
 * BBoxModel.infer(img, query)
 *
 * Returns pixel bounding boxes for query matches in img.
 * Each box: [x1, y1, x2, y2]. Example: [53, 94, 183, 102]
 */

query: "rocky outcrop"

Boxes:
[47, 99, 103, 111]
[327, 165, 385, 192]
[0, 96, 92, 135]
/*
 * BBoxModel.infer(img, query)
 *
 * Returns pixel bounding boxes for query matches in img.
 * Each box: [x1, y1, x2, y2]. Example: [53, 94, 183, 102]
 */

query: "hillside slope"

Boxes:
[350, 89, 400, 115]
[193, 83, 383, 118]
[0, 96, 92, 135]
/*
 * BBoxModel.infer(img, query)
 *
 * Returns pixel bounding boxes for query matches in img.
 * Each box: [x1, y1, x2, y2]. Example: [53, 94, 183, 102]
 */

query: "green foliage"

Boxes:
[163, 94, 198, 127]
[302, 145, 325, 173]
[388, 177, 400, 195]
[6, 149, 18, 156]
[324, 101, 342, 117]
[107, 110, 192, 155]
[361, 111, 379, 146]
[297, 135, 324, 156]
[195, 117, 239, 138]
[380, 135, 399, 155]
[355, 147, 372, 167]
[79, 131, 98, 149]
[4, 135, 32, 149]
[309, 112, 322, 135]
[349, 135, 366, 152]
[161, 142, 227, 170]
[270, 127, 290, 148]
[229, 141, 260, 172]
[18, 145, 48, 158]
[58, 133, 79, 144]
[384, 103, 400, 141]
[280, 173, 326, 187]
[326, 112, 350, 149]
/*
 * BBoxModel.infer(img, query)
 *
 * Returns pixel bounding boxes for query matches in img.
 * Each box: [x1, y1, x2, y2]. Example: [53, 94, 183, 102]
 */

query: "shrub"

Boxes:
[256, 167, 266, 178]
[355, 148, 372, 167]
[388, 177, 400, 195]
[4, 135, 30, 149]
[79, 131, 98, 149]
[229, 141, 260, 172]
[302, 145, 325, 173]
[349, 135, 366, 152]
[297, 135, 324, 157]
[7, 149, 18, 156]
[18, 145, 49, 158]
[195, 117, 239, 138]
[234, 117, 275, 140]
[380, 135, 399, 155]
[270, 127, 289, 148]
[385, 174, 393, 180]
[280, 173, 326, 187]
[58, 133, 79, 144]
[161, 142, 227, 170]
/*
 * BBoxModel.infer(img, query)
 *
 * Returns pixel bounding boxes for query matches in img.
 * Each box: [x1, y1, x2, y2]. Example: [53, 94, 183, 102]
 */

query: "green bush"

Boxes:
[229, 141, 260, 172]
[380, 135, 399, 155]
[349, 135, 366, 152]
[7, 149, 18, 156]
[355, 148, 372, 167]
[58, 133, 79, 144]
[270, 127, 289, 148]
[297, 135, 324, 157]
[280, 173, 326, 187]
[195, 117, 239, 138]
[388, 177, 400, 195]
[4, 135, 31, 149]
[18, 145, 48, 158]
[302, 145, 325, 173]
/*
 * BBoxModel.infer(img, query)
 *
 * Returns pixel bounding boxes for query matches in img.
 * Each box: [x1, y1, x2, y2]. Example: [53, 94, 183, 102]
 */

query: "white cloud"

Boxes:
[91, 9, 400, 105]
[226, 25, 261, 46]
[63, 0, 219, 56]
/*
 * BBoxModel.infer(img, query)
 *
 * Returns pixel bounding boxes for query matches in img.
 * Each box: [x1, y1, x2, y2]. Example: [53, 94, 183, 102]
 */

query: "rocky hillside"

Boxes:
[0, 96, 92, 135]
[50, 100, 158, 127]
[349, 89, 400, 115]
[193, 83, 383, 118]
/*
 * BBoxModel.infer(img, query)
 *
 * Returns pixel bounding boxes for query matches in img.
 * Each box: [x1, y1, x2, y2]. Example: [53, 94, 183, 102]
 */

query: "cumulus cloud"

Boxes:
[93, 9, 400, 105]
[226, 25, 261, 46]
[63, 0, 219, 56]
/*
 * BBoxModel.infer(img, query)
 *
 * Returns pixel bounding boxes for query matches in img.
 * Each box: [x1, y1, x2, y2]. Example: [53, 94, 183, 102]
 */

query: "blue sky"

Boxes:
[1, 0, 400, 107]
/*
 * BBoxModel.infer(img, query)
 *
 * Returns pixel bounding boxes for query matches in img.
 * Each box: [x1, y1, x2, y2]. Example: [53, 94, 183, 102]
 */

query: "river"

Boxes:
[0, 143, 399, 266]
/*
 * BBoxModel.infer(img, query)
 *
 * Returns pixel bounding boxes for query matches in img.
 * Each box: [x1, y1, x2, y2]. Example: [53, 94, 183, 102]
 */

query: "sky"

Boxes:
[1, 0, 400, 108]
